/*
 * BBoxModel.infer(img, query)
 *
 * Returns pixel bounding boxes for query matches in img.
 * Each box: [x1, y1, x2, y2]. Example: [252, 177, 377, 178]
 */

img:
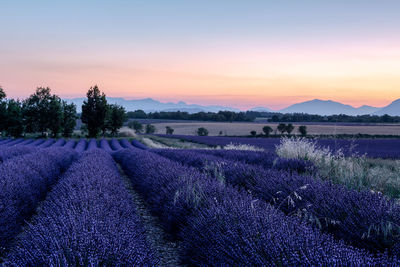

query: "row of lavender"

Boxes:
[2, 138, 400, 264]
[158, 135, 400, 158]
[0, 146, 155, 265]
[114, 147, 399, 265]
[0, 138, 146, 154]
[152, 148, 400, 255]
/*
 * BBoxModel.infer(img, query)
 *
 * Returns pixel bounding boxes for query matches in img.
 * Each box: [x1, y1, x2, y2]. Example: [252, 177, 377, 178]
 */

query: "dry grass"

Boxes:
[276, 137, 400, 198]
[116, 127, 138, 137]
[151, 122, 400, 136]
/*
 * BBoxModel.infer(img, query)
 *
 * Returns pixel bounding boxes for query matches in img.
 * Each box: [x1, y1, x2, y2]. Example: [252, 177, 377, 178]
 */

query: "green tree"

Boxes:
[0, 87, 6, 134]
[6, 99, 24, 137]
[277, 123, 287, 134]
[128, 120, 143, 133]
[81, 85, 108, 137]
[197, 127, 209, 136]
[298, 125, 307, 136]
[127, 109, 147, 119]
[262, 126, 273, 136]
[250, 130, 257, 136]
[23, 87, 54, 135]
[285, 123, 295, 135]
[145, 124, 156, 134]
[107, 104, 126, 135]
[166, 126, 174, 135]
[47, 95, 63, 137]
[62, 101, 77, 137]
[0, 86, 5, 100]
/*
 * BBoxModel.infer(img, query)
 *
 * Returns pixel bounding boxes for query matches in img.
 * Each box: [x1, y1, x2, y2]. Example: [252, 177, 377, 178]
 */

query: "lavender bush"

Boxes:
[99, 139, 113, 152]
[28, 139, 46, 147]
[119, 139, 135, 149]
[37, 139, 55, 148]
[86, 138, 98, 150]
[114, 148, 393, 265]
[74, 139, 87, 152]
[110, 138, 123, 151]
[0, 148, 77, 256]
[0, 146, 38, 163]
[62, 139, 76, 149]
[51, 138, 66, 147]
[131, 139, 148, 150]
[155, 148, 400, 254]
[5, 149, 155, 266]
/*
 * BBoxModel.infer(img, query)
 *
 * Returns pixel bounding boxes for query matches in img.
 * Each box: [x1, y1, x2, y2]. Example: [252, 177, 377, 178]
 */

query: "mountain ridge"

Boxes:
[64, 97, 400, 116]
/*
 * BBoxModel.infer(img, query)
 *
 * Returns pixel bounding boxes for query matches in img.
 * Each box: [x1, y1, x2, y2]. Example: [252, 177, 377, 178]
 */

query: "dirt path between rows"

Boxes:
[117, 164, 183, 267]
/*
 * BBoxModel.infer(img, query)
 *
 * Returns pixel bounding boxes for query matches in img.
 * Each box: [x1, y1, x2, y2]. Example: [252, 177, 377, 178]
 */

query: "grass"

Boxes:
[143, 135, 209, 149]
[276, 137, 400, 198]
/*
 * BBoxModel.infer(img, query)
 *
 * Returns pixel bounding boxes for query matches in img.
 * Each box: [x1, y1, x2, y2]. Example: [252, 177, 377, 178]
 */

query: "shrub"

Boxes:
[127, 120, 143, 133]
[197, 127, 209, 136]
[299, 125, 307, 136]
[145, 124, 156, 134]
[262, 126, 273, 136]
[166, 126, 174, 135]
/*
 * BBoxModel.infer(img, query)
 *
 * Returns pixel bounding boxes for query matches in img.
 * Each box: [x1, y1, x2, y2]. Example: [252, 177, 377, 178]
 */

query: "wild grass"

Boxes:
[276, 137, 400, 198]
[224, 143, 264, 152]
[140, 137, 170, 149]
[144, 135, 209, 149]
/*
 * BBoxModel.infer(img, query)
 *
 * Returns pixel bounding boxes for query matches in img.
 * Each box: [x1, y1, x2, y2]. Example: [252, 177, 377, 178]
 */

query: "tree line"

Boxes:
[127, 109, 400, 123]
[127, 110, 252, 122]
[0, 85, 126, 138]
[0, 87, 78, 137]
[265, 113, 400, 123]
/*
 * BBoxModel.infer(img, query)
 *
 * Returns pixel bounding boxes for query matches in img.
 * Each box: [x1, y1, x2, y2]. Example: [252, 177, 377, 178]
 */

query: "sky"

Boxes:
[1, 0, 400, 110]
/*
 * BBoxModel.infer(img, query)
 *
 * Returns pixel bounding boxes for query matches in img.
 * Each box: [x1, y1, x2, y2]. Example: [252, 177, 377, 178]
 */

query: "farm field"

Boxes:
[1, 137, 400, 265]
[157, 135, 400, 159]
[149, 121, 400, 136]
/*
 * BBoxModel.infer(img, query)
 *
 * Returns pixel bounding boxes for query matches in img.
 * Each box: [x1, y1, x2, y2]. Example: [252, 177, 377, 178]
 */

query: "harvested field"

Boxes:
[151, 122, 400, 136]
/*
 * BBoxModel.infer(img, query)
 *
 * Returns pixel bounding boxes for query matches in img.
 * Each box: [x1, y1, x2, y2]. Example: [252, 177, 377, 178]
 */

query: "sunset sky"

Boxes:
[1, 1, 400, 110]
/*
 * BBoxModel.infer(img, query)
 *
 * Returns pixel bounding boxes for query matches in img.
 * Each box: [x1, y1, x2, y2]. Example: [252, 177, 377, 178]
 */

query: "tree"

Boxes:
[127, 109, 147, 119]
[62, 101, 77, 137]
[6, 99, 24, 137]
[81, 85, 108, 137]
[298, 125, 307, 136]
[285, 123, 294, 135]
[128, 120, 143, 133]
[0, 86, 5, 101]
[145, 124, 156, 134]
[262, 126, 273, 136]
[277, 123, 287, 134]
[197, 127, 209, 136]
[47, 95, 63, 137]
[0, 87, 6, 134]
[107, 104, 126, 135]
[166, 126, 174, 135]
[23, 87, 54, 135]
[250, 130, 257, 136]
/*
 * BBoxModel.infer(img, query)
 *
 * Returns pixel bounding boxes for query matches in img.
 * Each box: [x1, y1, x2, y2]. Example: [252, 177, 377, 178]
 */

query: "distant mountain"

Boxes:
[249, 107, 274, 112]
[65, 97, 240, 113]
[279, 99, 380, 116]
[373, 99, 400, 116]
[65, 96, 400, 116]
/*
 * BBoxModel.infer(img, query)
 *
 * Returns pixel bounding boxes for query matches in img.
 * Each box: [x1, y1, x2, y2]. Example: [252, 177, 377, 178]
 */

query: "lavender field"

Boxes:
[1, 137, 400, 265]
[159, 135, 400, 159]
